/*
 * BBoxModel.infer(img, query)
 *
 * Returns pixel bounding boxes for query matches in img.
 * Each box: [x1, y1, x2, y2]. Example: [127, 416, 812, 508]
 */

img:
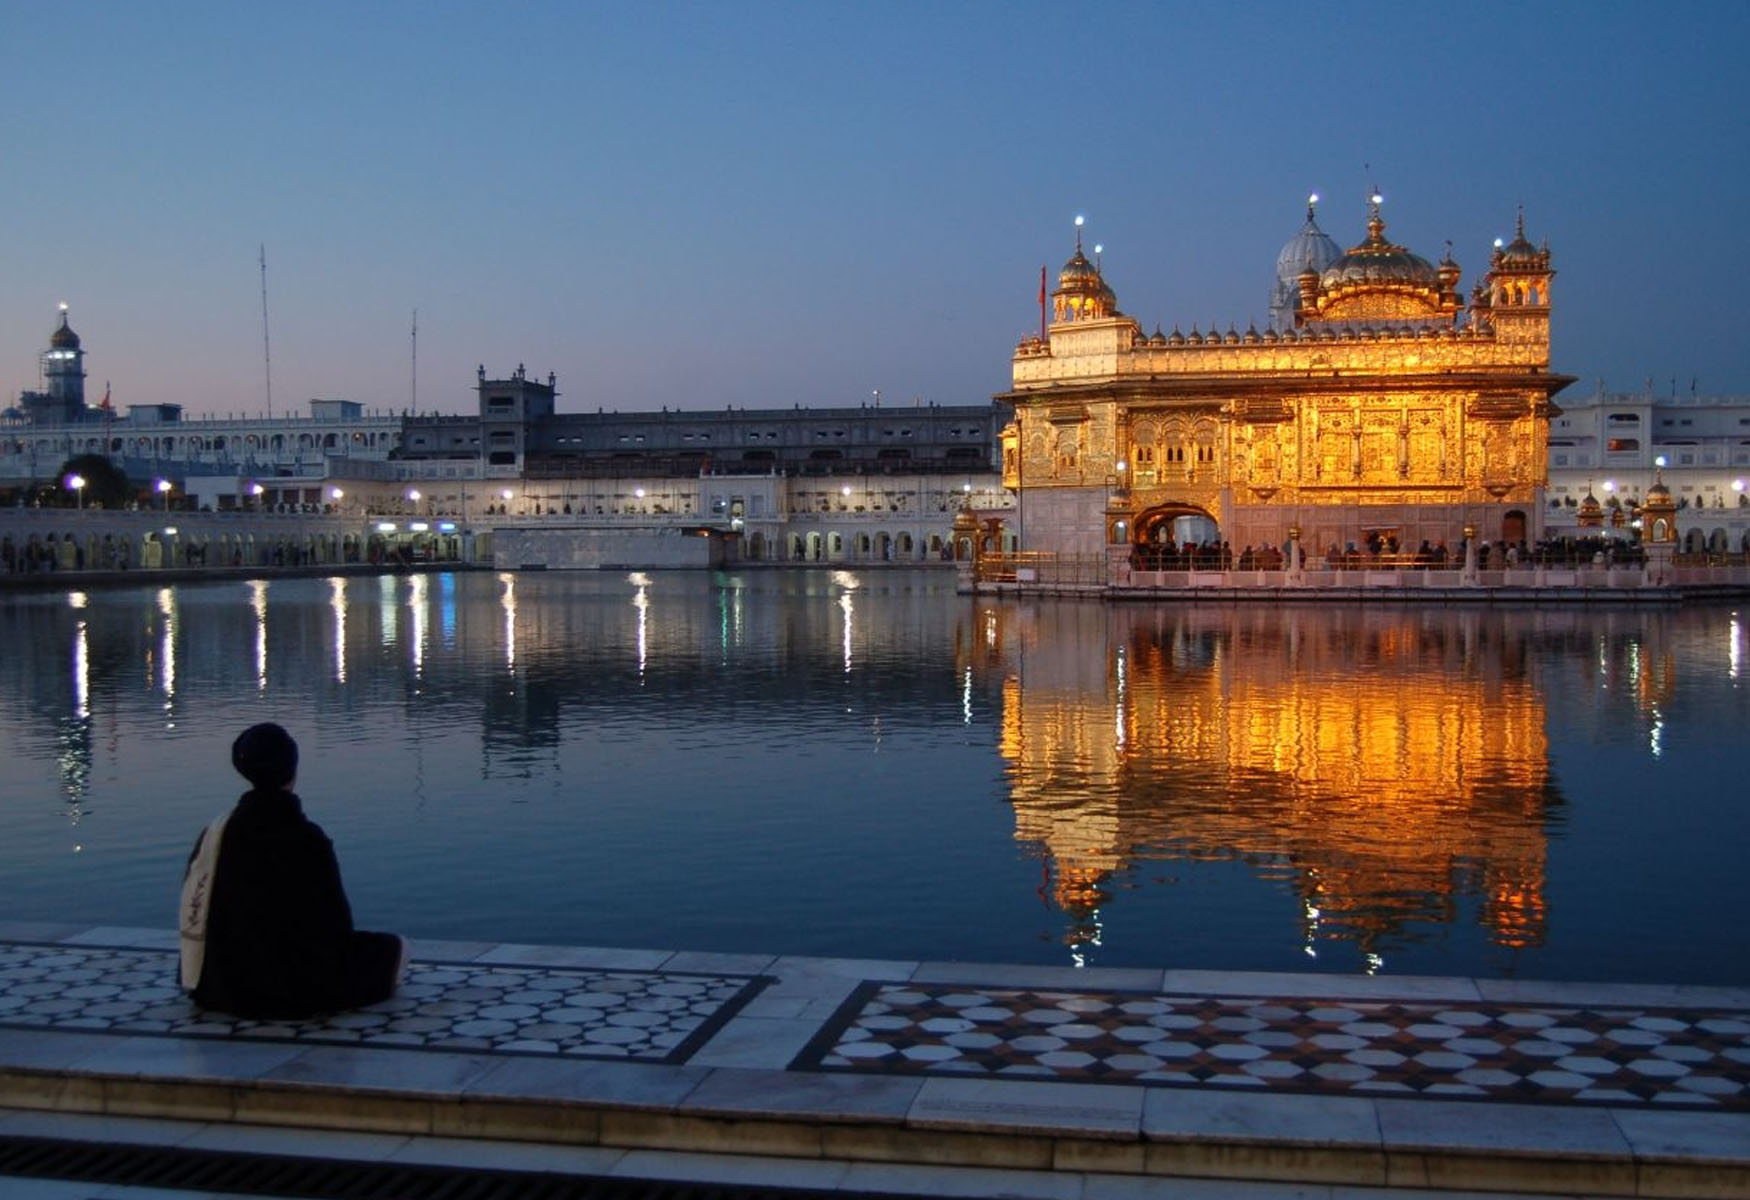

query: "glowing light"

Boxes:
[329, 486, 344, 500]
[500, 488, 513, 501]
[1093, 243, 1103, 255]
[1371, 192, 1383, 205]
[329, 577, 348, 683]
[1308, 192, 1319, 205]
[59, 302, 68, 312]
[157, 588, 176, 713]
[1655, 455, 1668, 468]
[407, 573, 427, 679]
[841, 485, 851, 496]
[249, 483, 263, 496]
[634, 487, 645, 499]
[1734, 480, 1745, 493]
[73, 619, 88, 720]
[250, 580, 268, 691]
[632, 576, 649, 676]
[1074, 214, 1085, 228]
[1602, 480, 1616, 493]
[155, 478, 171, 493]
[1494, 237, 1505, 248]
[409, 521, 429, 532]
[839, 590, 855, 673]
[376, 522, 397, 532]
[407, 489, 421, 501]
[499, 572, 516, 674]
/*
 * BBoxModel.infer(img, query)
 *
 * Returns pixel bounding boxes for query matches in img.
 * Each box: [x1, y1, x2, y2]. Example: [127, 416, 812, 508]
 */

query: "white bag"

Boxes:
[178, 812, 231, 991]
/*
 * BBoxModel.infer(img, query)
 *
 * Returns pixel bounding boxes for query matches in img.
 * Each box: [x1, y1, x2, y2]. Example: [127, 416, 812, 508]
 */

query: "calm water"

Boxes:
[1, 568, 1745, 985]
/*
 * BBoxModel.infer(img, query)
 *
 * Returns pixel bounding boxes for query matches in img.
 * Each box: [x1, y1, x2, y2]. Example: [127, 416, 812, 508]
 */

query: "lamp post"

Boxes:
[328, 486, 344, 513]
[248, 482, 264, 511]
[407, 488, 421, 516]
[67, 473, 86, 509]
[500, 487, 513, 516]
[155, 478, 172, 511]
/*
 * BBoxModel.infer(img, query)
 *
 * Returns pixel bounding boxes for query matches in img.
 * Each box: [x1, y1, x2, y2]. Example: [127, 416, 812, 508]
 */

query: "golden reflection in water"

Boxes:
[249, 580, 269, 690]
[329, 577, 348, 683]
[499, 572, 517, 673]
[988, 605, 1556, 963]
[1730, 612, 1742, 681]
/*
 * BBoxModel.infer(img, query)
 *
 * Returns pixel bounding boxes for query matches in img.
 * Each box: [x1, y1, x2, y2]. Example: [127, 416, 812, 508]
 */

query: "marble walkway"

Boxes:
[2, 922, 1747, 1198]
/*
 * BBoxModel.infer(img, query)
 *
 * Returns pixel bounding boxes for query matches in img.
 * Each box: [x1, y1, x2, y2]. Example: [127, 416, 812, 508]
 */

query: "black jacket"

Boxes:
[189, 788, 396, 1019]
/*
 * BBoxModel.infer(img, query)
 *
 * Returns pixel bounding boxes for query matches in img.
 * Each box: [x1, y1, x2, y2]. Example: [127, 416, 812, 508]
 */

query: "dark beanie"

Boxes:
[232, 722, 299, 789]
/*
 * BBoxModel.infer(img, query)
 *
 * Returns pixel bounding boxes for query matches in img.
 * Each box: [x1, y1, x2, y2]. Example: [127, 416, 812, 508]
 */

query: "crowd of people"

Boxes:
[1128, 532, 1655, 573]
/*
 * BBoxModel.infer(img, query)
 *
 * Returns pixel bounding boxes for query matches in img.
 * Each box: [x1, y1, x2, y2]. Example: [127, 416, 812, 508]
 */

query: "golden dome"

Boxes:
[49, 309, 80, 350]
[1320, 209, 1439, 291]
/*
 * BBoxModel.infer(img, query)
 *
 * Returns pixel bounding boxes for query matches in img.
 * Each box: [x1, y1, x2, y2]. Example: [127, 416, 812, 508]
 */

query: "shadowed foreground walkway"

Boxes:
[2, 923, 1746, 1198]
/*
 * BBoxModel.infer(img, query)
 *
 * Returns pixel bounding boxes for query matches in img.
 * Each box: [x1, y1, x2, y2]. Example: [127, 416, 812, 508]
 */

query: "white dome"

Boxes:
[1269, 205, 1341, 330]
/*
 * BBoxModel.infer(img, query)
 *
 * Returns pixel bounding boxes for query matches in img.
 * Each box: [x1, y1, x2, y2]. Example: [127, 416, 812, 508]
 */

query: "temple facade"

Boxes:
[998, 200, 1573, 564]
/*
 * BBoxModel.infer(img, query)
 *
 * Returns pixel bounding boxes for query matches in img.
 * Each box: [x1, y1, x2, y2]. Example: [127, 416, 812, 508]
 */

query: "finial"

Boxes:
[1093, 242, 1103, 271]
[1074, 213, 1085, 253]
[1516, 203, 1526, 240]
[1307, 192, 1319, 221]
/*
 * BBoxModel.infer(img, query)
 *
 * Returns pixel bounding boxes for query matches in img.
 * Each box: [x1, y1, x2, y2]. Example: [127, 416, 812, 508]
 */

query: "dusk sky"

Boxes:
[3, 1, 1746, 419]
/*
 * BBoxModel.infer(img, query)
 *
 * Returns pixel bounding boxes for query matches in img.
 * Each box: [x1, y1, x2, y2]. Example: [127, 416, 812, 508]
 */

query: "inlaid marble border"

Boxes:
[791, 981, 1750, 1110]
[0, 941, 769, 1065]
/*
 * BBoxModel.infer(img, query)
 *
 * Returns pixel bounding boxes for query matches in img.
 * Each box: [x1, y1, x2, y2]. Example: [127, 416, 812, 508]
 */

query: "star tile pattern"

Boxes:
[794, 983, 1750, 1110]
[0, 942, 766, 1063]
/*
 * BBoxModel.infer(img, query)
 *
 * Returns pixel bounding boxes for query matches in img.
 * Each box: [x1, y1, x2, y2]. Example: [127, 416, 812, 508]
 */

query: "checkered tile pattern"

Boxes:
[0, 942, 764, 1063]
[795, 983, 1750, 1109]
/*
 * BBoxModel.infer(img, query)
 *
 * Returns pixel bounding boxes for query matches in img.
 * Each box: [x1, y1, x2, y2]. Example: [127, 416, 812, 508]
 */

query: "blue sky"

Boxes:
[3, 1, 1746, 416]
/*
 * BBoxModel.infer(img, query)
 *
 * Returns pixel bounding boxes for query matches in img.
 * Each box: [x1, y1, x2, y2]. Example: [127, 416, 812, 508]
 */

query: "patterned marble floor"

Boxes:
[793, 981, 1750, 1110]
[0, 941, 766, 1063]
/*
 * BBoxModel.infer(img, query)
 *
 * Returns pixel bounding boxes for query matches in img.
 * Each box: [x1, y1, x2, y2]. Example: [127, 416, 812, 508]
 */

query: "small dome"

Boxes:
[49, 310, 80, 350]
[1320, 209, 1438, 290]
[1646, 477, 1672, 501]
[1269, 201, 1342, 329]
[1275, 206, 1342, 282]
[1058, 248, 1099, 290]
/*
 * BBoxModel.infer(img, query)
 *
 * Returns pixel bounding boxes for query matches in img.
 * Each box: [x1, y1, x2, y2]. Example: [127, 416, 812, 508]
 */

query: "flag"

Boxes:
[100, 383, 111, 410]
[1038, 265, 1047, 306]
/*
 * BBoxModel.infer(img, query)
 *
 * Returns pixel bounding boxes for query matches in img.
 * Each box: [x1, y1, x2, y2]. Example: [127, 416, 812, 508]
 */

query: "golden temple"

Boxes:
[997, 199, 1574, 561]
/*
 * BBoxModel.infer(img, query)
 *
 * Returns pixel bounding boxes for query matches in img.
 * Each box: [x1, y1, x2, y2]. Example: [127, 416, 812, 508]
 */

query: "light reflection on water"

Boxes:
[0, 569, 1744, 984]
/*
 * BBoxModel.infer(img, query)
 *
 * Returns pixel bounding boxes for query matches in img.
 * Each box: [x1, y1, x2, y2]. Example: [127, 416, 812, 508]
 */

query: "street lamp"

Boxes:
[66, 473, 85, 509]
[155, 478, 172, 510]
[407, 488, 421, 515]
[248, 482, 264, 510]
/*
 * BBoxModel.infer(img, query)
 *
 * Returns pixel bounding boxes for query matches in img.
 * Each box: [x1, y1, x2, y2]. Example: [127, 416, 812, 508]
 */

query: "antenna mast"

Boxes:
[258, 244, 273, 419]
[411, 308, 418, 412]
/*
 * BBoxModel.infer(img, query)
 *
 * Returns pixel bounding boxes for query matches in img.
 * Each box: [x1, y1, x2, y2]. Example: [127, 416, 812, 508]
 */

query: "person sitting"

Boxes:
[180, 723, 406, 1019]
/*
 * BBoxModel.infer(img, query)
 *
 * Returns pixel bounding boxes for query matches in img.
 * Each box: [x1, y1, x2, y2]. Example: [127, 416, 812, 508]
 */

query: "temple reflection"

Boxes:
[984, 604, 1561, 964]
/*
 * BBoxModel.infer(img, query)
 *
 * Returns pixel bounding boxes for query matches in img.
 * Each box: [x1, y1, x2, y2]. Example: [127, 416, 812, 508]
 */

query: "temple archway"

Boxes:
[1133, 502, 1220, 548]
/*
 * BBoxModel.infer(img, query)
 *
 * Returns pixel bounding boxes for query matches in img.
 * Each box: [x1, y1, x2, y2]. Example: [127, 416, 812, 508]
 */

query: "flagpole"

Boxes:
[1039, 265, 1048, 343]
